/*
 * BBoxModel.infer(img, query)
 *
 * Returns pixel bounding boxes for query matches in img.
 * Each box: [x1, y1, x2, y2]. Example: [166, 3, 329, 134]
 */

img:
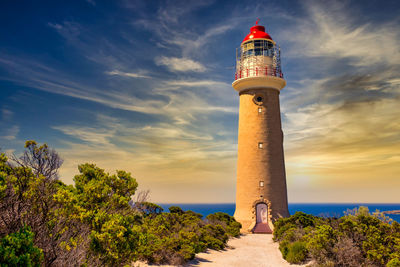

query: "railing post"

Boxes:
[265, 67, 268, 76]
[256, 67, 258, 76]
[247, 69, 249, 77]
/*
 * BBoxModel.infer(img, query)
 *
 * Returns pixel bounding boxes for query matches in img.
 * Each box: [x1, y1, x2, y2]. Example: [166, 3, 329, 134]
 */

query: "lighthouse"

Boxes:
[233, 21, 289, 233]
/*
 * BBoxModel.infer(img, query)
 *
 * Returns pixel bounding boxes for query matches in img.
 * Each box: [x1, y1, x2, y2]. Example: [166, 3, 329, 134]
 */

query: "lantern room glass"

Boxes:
[235, 39, 283, 80]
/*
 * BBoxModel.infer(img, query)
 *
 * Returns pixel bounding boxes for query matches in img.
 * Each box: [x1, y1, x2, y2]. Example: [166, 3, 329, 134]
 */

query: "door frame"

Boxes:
[251, 199, 273, 229]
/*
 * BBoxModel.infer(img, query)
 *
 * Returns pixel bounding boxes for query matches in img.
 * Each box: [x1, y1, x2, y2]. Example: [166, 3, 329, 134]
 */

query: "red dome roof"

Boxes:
[242, 24, 272, 43]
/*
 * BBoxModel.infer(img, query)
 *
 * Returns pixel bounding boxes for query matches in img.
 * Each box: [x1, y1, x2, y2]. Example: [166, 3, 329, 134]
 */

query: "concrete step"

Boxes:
[252, 223, 273, 234]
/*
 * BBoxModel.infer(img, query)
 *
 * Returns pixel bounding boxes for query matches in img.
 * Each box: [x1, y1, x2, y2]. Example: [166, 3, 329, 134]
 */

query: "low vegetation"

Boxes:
[274, 209, 400, 267]
[0, 226, 43, 266]
[0, 141, 241, 266]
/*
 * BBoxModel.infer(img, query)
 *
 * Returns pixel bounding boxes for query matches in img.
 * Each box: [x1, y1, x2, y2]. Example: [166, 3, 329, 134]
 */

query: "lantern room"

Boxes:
[234, 22, 283, 82]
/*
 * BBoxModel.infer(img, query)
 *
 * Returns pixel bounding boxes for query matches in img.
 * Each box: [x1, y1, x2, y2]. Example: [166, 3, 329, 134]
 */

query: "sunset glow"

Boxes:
[1, 0, 399, 203]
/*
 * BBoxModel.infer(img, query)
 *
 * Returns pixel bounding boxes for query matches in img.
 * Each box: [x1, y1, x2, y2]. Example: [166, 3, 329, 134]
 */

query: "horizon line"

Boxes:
[156, 202, 400, 205]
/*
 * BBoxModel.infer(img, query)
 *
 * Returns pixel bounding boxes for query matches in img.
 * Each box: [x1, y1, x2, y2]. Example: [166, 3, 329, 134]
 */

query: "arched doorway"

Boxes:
[256, 203, 268, 223]
[253, 202, 272, 234]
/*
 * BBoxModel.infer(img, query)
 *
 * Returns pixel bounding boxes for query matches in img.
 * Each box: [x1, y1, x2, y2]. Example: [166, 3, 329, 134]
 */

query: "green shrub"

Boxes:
[169, 206, 184, 214]
[274, 207, 400, 266]
[306, 225, 338, 264]
[279, 240, 290, 259]
[286, 241, 308, 264]
[273, 222, 296, 241]
[387, 258, 400, 267]
[0, 226, 43, 267]
[274, 212, 320, 242]
[135, 202, 164, 216]
[55, 163, 142, 266]
[206, 212, 242, 237]
[0, 142, 240, 266]
[136, 209, 233, 265]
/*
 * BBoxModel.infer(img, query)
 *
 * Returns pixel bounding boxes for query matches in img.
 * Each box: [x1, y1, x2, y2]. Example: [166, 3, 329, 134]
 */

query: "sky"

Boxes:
[0, 0, 399, 203]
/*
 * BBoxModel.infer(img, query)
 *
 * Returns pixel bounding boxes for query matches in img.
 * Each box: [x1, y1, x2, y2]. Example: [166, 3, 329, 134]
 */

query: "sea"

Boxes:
[158, 203, 400, 223]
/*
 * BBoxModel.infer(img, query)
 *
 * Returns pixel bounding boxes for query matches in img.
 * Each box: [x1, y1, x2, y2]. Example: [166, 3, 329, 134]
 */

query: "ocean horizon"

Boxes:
[158, 203, 400, 223]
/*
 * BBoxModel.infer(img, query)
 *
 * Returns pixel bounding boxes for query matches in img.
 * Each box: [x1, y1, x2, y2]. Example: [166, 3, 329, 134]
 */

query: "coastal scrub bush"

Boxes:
[285, 241, 308, 264]
[0, 153, 7, 199]
[279, 240, 290, 259]
[333, 236, 362, 266]
[0, 141, 242, 266]
[387, 258, 400, 267]
[274, 207, 400, 267]
[273, 212, 320, 242]
[169, 206, 184, 214]
[0, 226, 43, 266]
[134, 201, 163, 217]
[55, 163, 142, 266]
[0, 146, 87, 266]
[306, 225, 338, 264]
[206, 212, 242, 237]
[136, 208, 239, 265]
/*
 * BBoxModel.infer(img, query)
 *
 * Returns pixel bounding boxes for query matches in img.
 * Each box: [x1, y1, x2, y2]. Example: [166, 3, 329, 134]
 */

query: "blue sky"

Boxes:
[1, 0, 400, 203]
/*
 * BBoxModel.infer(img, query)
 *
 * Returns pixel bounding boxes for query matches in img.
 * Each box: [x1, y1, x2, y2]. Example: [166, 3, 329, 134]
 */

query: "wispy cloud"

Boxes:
[164, 79, 228, 88]
[0, 51, 237, 125]
[48, 21, 81, 42]
[134, 1, 240, 62]
[269, 1, 400, 202]
[106, 70, 150, 79]
[155, 57, 206, 72]
[52, 125, 115, 145]
[0, 55, 167, 114]
[53, 112, 237, 202]
[2, 0, 399, 203]
[280, 1, 400, 67]
[1, 125, 19, 141]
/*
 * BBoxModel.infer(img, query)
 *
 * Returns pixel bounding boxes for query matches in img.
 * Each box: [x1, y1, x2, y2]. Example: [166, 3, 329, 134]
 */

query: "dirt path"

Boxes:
[186, 234, 307, 267]
[135, 234, 308, 267]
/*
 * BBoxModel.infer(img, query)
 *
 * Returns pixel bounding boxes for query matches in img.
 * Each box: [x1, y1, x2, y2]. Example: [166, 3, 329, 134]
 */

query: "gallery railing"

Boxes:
[234, 66, 283, 80]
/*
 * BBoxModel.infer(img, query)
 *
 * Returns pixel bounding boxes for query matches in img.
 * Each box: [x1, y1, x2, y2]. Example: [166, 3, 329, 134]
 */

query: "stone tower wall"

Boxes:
[234, 88, 289, 232]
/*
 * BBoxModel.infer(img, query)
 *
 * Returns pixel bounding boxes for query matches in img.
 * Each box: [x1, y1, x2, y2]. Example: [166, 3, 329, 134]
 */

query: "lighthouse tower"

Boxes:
[233, 21, 289, 233]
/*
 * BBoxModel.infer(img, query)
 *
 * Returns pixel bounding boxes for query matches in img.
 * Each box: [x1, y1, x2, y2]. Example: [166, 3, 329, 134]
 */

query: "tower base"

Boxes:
[235, 216, 276, 233]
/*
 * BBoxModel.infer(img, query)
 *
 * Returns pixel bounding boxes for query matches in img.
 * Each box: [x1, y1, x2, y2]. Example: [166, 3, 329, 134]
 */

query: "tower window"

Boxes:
[253, 94, 266, 106]
[259, 181, 264, 187]
[258, 142, 263, 149]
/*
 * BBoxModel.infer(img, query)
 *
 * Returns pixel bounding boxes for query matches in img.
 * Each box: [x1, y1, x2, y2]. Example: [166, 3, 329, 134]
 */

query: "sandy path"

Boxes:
[135, 234, 308, 267]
